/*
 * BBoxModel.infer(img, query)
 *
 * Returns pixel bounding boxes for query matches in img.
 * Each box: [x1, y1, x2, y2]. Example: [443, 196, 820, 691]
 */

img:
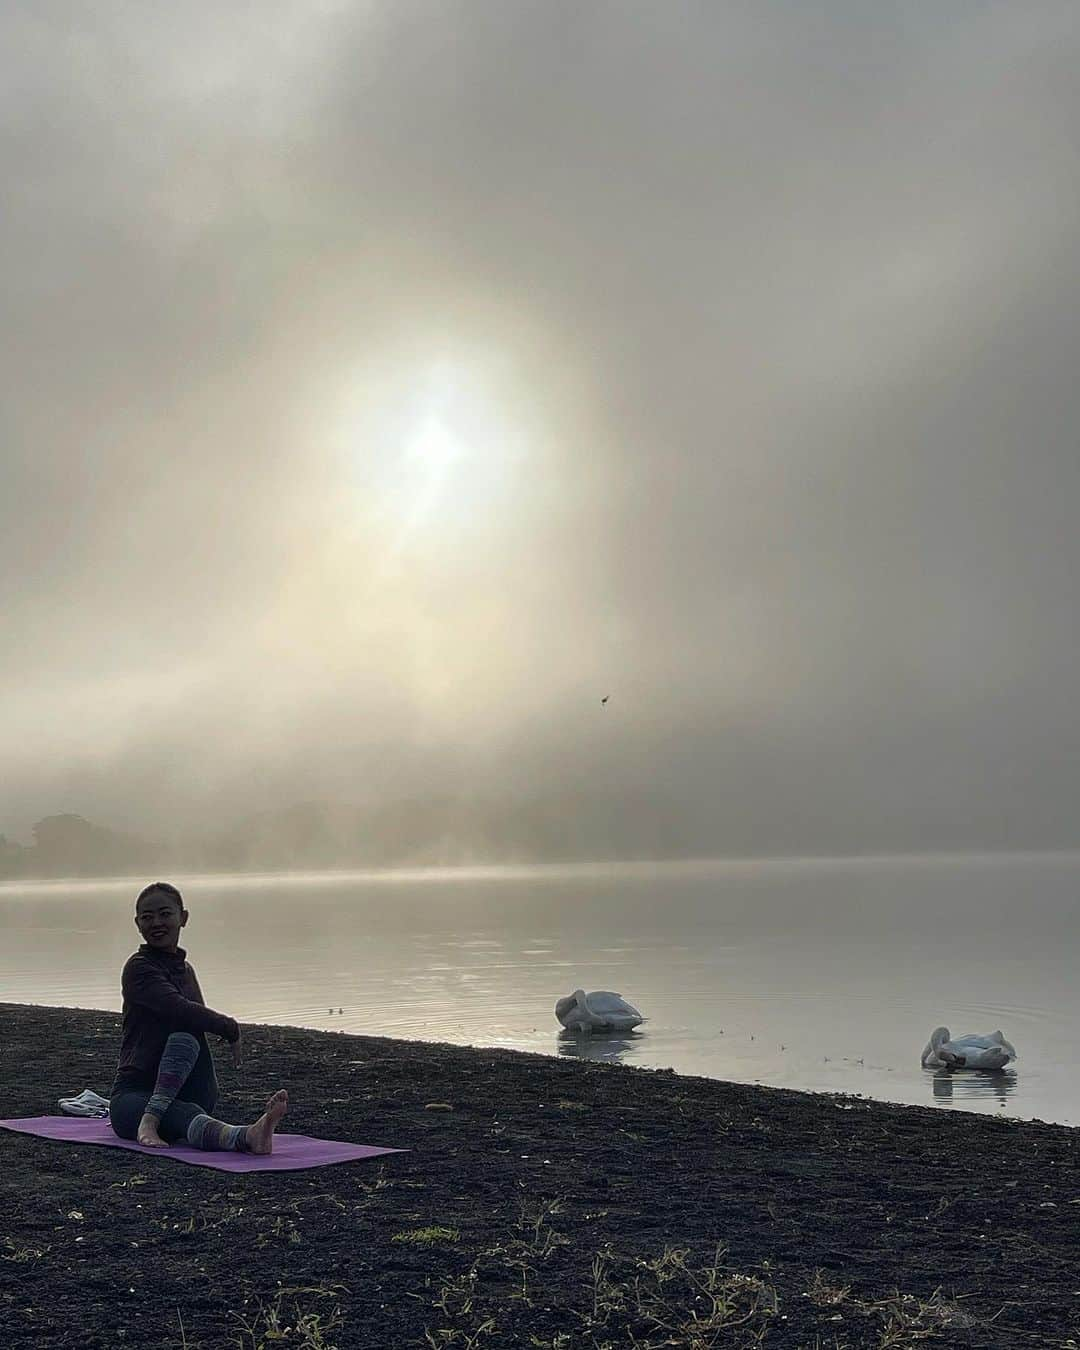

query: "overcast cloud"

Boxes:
[3, 1, 1079, 854]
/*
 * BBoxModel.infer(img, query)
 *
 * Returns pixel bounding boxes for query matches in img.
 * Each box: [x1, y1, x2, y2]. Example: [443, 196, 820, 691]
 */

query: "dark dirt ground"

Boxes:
[1, 1002, 1077, 1349]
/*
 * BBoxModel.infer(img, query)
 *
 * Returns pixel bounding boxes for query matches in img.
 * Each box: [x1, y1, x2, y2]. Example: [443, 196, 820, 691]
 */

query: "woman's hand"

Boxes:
[230, 1028, 243, 1069]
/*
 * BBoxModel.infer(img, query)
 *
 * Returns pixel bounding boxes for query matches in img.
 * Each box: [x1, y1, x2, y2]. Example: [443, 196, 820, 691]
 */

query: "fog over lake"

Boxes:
[4, 853, 1078, 1126]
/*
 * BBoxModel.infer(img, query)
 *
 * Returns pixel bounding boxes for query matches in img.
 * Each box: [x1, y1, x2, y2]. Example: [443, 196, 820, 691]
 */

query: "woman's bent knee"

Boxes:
[163, 1031, 201, 1055]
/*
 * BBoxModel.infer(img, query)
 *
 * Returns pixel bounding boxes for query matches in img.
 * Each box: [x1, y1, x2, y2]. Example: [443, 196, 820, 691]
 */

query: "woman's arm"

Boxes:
[124, 958, 240, 1042]
[190, 969, 242, 1059]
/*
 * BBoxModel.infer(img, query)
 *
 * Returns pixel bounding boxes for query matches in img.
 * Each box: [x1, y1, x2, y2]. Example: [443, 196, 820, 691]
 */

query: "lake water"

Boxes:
[2, 854, 1078, 1126]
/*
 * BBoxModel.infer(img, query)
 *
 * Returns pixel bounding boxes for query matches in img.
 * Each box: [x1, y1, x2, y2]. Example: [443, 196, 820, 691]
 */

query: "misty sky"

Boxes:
[3, 2, 1080, 853]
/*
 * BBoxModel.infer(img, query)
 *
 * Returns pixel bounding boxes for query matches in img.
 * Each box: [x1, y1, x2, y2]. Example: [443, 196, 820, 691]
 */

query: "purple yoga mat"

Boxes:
[0, 1116, 405, 1172]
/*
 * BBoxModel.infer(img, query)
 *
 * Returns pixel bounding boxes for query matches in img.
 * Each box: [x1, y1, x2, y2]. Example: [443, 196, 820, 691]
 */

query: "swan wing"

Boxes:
[583, 993, 642, 1020]
[961, 1046, 1008, 1069]
[584, 991, 639, 1017]
[978, 1048, 1011, 1069]
[941, 1031, 1017, 1068]
[953, 1032, 1016, 1059]
[981, 1031, 1016, 1059]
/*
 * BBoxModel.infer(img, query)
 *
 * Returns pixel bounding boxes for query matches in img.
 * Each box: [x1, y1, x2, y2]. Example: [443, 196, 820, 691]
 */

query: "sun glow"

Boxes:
[410, 413, 461, 475]
[398, 372, 468, 533]
[334, 354, 529, 563]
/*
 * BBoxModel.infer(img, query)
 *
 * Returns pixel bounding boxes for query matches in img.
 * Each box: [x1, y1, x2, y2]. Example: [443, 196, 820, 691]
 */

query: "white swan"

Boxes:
[921, 1025, 1017, 1071]
[555, 989, 644, 1034]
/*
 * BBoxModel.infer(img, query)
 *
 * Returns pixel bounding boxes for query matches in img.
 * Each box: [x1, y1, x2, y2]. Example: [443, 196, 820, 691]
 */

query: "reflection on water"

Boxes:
[930, 1068, 1018, 1108]
[1, 854, 1079, 1126]
[556, 1029, 644, 1065]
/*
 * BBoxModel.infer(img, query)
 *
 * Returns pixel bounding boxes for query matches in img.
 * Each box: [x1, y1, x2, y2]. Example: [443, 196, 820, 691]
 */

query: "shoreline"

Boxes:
[1, 1002, 1077, 1348]
[0, 994, 1067, 1132]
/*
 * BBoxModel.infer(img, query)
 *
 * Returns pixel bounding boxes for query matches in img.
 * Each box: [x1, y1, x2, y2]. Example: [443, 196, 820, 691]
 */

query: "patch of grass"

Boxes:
[423, 1322, 497, 1349]
[799, 1285, 976, 1349]
[425, 1202, 776, 1348]
[255, 1215, 302, 1248]
[586, 1242, 778, 1347]
[1, 1236, 48, 1263]
[159, 1203, 247, 1235]
[393, 1225, 461, 1246]
[229, 1284, 347, 1350]
[350, 1167, 397, 1210]
[859, 1288, 961, 1347]
[421, 1206, 984, 1349]
[807, 1269, 852, 1307]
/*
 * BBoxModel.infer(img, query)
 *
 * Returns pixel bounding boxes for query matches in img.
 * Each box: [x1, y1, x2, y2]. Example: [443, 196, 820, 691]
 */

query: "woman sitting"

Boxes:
[110, 881, 287, 1154]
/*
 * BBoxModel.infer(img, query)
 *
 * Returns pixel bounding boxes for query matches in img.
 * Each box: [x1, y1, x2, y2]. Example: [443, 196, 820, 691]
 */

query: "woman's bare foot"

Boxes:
[136, 1113, 169, 1148]
[244, 1089, 288, 1155]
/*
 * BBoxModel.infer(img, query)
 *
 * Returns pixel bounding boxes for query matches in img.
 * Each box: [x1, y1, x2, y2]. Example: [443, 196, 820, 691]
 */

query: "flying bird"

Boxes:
[601, 695, 609, 704]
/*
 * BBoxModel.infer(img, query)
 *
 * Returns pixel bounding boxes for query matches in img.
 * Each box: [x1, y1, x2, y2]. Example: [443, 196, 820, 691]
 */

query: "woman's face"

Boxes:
[135, 890, 188, 951]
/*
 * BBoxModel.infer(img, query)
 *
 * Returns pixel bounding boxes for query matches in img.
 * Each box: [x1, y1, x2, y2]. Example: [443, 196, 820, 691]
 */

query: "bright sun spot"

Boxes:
[334, 353, 528, 562]
[409, 413, 461, 474]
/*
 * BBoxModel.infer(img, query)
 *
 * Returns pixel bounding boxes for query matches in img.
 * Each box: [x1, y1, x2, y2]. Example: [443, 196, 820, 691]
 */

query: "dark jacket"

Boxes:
[111, 945, 239, 1094]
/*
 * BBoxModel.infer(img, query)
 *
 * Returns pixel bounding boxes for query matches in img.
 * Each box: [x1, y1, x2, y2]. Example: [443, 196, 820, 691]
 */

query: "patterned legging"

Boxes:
[110, 1032, 248, 1150]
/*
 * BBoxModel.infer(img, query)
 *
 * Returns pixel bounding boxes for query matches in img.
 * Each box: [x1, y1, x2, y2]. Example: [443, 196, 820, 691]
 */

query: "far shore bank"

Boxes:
[1, 1001, 1077, 1348]
[6, 845, 1080, 890]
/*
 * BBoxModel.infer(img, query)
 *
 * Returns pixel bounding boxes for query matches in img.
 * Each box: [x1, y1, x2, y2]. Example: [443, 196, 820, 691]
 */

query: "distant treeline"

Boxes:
[8, 796, 1054, 880]
[0, 814, 163, 879]
[0, 796, 709, 880]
